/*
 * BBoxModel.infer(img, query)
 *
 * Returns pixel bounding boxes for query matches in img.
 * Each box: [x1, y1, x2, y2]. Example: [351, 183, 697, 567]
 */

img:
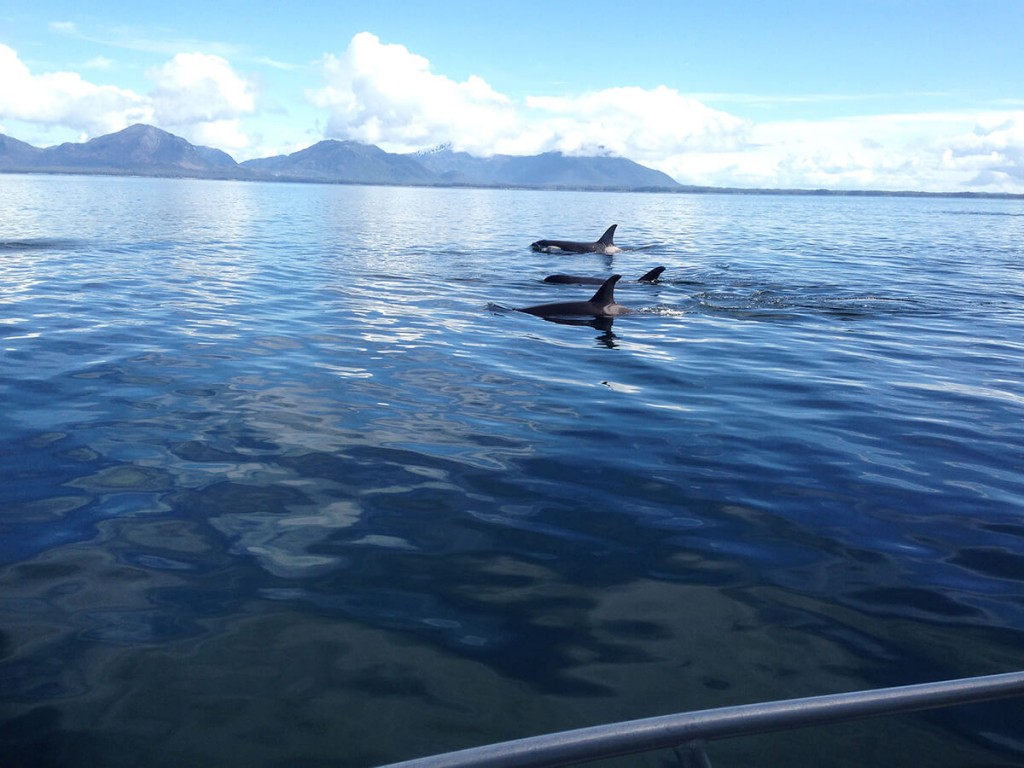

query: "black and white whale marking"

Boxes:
[543, 266, 664, 285]
[530, 225, 622, 255]
[517, 275, 628, 318]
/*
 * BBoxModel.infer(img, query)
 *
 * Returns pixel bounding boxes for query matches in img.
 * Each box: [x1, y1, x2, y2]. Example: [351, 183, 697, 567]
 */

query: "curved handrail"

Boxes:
[377, 671, 1024, 768]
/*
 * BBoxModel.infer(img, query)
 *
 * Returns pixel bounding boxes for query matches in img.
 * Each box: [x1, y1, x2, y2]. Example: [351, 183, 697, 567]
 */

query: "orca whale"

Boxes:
[518, 275, 628, 319]
[543, 266, 665, 285]
[530, 225, 622, 255]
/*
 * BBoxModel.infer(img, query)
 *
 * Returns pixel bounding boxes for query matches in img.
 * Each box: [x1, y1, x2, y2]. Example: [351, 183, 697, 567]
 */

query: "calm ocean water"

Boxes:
[1, 174, 1023, 767]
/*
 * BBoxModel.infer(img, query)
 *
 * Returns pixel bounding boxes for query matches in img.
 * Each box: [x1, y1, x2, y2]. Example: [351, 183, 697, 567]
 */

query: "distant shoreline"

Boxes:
[3, 168, 1022, 201]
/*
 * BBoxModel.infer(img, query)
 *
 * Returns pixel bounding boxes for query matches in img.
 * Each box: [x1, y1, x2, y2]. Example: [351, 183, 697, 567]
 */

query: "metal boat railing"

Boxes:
[376, 671, 1024, 768]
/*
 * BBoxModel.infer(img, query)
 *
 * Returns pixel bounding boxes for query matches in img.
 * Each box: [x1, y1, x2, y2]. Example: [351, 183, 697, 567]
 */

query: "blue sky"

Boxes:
[2, 0, 1022, 192]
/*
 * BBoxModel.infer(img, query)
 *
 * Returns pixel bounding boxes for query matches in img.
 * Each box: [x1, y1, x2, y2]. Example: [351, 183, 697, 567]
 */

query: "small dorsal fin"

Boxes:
[597, 225, 617, 245]
[589, 274, 621, 304]
[638, 266, 665, 282]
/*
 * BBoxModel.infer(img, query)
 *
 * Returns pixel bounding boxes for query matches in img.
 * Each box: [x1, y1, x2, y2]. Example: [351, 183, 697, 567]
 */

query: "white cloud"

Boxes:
[0, 44, 257, 155]
[309, 32, 519, 155]
[0, 43, 151, 134]
[145, 53, 258, 154]
[3, 31, 1022, 193]
[308, 33, 750, 161]
[947, 113, 1024, 187]
[149, 52, 256, 125]
[657, 111, 1024, 193]
[49, 19, 242, 59]
[525, 86, 751, 158]
[301, 33, 1024, 193]
[84, 56, 116, 70]
[184, 119, 253, 155]
[48, 21, 77, 36]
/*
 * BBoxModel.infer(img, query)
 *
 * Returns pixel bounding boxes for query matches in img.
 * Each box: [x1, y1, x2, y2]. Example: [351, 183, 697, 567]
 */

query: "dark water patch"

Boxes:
[68, 465, 173, 493]
[981, 522, 1024, 539]
[0, 497, 90, 526]
[120, 552, 197, 571]
[949, 547, 1024, 582]
[169, 482, 315, 517]
[845, 587, 981, 619]
[944, 209, 1024, 217]
[0, 646, 89, 701]
[170, 440, 253, 463]
[345, 663, 437, 700]
[0, 238, 84, 251]
[78, 608, 205, 646]
[0, 705, 96, 768]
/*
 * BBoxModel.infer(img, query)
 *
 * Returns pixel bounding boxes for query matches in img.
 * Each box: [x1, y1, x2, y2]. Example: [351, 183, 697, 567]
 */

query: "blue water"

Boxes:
[1, 174, 1023, 767]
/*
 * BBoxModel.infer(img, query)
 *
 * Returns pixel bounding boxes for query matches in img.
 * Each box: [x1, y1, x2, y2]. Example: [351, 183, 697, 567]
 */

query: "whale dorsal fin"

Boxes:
[638, 266, 665, 282]
[589, 274, 621, 305]
[597, 225, 617, 246]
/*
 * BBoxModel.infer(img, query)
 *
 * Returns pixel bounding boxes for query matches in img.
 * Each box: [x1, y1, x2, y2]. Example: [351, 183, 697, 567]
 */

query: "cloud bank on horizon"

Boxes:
[1, 30, 1022, 193]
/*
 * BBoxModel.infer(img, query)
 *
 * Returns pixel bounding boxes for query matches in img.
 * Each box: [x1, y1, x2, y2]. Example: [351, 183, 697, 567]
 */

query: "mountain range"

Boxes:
[0, 124, 681, 190]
